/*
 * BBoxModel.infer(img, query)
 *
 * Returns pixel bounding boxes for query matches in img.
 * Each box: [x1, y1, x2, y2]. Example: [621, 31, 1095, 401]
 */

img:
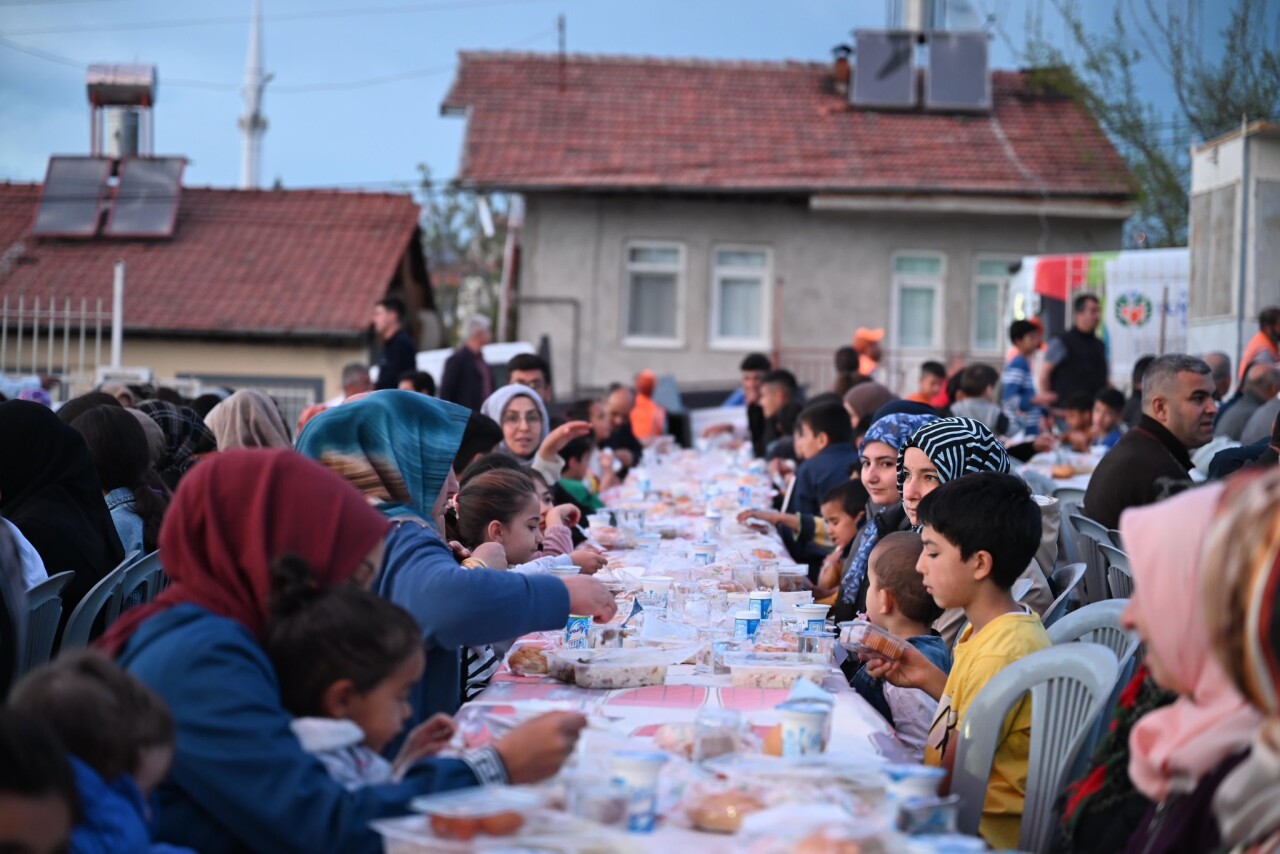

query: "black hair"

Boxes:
[1131, 354, 1156, 388]
[507, 353, 550, 383]
[1260, 307, 1280, 328]
[797, 400, 854, 445]
[1062, 393, 1094, 413]
[959, 365, 997, 398]
[920, 361, 947, 379]
[71, 406, 169, 552]
[10, 650, 174, 783]
[559, 434, 595, 465]
[1008, 320, 1039, 345]
[944, 370, 963, 405]
[915, 472, 1042, 589]
[806, 392, 844, 410]
[459, 450, 526, 485]
[0, 708, 81, 822]
[565, 398, 598, 423]
[773, 401, 803, 437]
[821, 478, 867, 519]
[189, 393, 225, 419]
[263, 555, 423, 719]
[740, 353, 771, 373]
[453, 413, 504, 476]
[398, 370, 437, 395]
[1095, 388, 1125, 413]
[455, 468, 541, 549]
[375, 296, 407, 321]
[155, 387, 187, 407]
[867, 531, 941, 626]
[1073, 293, 1100, 314]
[761, 369, 798, 396]
[834, 346, 860, 374]
[56, 391, 122, 425]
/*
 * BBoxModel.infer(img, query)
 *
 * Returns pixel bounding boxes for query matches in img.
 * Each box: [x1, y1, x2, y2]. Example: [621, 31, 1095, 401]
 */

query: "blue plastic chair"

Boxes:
[21, 571, 75, 675]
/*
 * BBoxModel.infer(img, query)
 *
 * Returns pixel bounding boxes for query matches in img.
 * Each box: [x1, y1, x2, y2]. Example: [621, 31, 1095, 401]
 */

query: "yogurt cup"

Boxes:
[881, 764, 947, 801]
[586, 513, 613, 529]
[748, 590, 774, 620]
[794, 603, 830, 631]
[733, 610, 760, 639]
[634, 533, 662, 552]
[639, 575, 673, 609]
[610, 750, 668, 833]
[777, 699, 830, 757]
[690, 542, 717, 566]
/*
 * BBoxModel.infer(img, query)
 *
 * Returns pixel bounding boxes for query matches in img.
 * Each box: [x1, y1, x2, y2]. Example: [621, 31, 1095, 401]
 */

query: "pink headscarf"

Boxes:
[1122, 483, 1260, 801]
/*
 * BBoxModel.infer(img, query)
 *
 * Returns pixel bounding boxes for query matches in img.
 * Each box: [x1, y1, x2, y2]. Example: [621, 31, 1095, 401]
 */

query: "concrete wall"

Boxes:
[518, 194, 1123, 397]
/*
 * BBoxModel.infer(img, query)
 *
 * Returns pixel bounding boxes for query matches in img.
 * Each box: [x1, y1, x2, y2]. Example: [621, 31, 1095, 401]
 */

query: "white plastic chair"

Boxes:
[1042, 563, 1087, 628]
[1052, 486, 1086, 514]
[952, 643, 1119, 853]
[59, 558, 131, 650]
[21, 571, 75, 675]
[1021, 469, 1056, 498]
[1096, 543, 1133, 599]
[1068, 513, 1112, 603]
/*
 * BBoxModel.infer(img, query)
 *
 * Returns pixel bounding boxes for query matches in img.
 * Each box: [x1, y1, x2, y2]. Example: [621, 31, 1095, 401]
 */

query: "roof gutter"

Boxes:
[809, 193, 1135, 219]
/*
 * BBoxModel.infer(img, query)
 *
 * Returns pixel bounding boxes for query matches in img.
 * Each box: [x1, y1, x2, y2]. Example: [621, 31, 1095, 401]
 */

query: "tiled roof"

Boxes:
[442, 52, 1134, 198]
[0, 183, 421, 338]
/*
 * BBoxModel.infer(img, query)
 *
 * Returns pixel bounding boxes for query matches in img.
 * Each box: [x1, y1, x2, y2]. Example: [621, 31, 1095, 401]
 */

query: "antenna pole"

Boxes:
[558, 14, 566, 92]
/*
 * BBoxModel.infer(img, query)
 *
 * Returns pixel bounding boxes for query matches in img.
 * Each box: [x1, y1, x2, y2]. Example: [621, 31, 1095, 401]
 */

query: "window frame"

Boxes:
[621, 239, 686, 349]
[708, 243, 774, 352]
[971, 255, 1017, 355]
[890, 250, 946, 353]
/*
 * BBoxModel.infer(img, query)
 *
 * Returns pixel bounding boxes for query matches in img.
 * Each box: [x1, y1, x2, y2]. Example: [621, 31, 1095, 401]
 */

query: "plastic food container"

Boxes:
[776, 564, 809, 592]
[881, 764, 947, 801]
[545, 649, 582, 684]
[724, 652, 828, 690]
[897, 794, 962, 835]
[406, 786, 544, 842]
[838, 619, 910, 661]
[572, 650, 669, 689]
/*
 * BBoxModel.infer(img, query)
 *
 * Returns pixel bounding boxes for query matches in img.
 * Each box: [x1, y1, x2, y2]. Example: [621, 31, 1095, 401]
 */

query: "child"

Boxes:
[845, 532, 950, 759]
[1092, 388, 1126, 450]
[262, 560, 457, 789]
[556, 434, 605, 514]
[906, 361, 947, 405]
[0, 709, 80, 854]
[737, 401, 859, 580]
[1002, 320, 1051, 436]
[10, 650, 194, 853]
[949, 365, 1008, 436]
[814, 479, 868, 602]
[865, 472, 1047, 849]
[1060, 393, 1095, 451]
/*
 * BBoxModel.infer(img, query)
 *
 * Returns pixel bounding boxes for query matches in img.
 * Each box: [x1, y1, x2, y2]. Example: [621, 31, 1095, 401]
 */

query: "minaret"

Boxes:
[238, 0, 270, 189]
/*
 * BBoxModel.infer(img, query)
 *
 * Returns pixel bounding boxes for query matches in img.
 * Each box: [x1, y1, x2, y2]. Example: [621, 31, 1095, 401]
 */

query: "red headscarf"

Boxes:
[100, 449, 390, 656]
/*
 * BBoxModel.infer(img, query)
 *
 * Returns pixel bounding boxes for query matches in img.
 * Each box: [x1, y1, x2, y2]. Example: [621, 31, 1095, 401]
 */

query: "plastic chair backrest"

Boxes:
[1095, 543, 1132, 599]
[1108, 529, 1124, 549]
[59, 558, 131, 650]
[1067, 513, 1111, 604]
[1043, 563, 1087, 628]
[20, 571, 75, 676]
[119, 551, 163, 611]
[952, 643, 1118, 852]
[1052, 486, 1086, 512]
[1021, 470, 1056, 499]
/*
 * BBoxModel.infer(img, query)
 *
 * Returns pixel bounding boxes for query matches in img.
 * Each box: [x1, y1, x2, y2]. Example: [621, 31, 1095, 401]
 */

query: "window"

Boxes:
[892, 253, 945, 351]
[710, 246, 772, 349]
[623, 242, 684, 346]
[973, 258, 1014, 353]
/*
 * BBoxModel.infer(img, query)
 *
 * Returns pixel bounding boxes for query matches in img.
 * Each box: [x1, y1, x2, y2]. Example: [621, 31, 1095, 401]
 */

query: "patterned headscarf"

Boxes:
[295, 389, 470, 525]
[135, 400, 217, 489]
[840, 412, 939, 608]
[896, 416, 1010, 493]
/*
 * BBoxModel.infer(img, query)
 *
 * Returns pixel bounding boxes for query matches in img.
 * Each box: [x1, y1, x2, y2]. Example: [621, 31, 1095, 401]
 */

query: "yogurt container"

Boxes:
[565, 614, 591, 649]
[733, 610, 760, 639]
[881, 764, 947, 801]
[638, 576, 673, 610]
[777, 699, 830, 757]
[748, 590, 774, 620]
[690, 542, 717, 566]
[634, 533, 662, 552]
[794, 603, 830, 631]
[610, 750, 668, 833]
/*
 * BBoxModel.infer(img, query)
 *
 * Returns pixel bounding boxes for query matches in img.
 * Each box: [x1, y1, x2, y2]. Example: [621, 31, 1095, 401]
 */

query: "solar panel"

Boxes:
[31, 157, 112, 237]
[852, 30, 918, 109]
[926, 31, 991, 111]
[104, 157, 185, 238]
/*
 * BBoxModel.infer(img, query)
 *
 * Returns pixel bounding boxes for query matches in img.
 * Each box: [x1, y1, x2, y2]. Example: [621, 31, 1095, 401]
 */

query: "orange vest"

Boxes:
[1240, 331, 1279, 380]
[630, 394, 666, 440]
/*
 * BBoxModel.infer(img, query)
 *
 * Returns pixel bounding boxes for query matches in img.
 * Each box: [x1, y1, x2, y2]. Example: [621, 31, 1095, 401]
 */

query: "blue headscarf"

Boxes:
[840, 412, 939, 609]
[295, 390, 471, 525]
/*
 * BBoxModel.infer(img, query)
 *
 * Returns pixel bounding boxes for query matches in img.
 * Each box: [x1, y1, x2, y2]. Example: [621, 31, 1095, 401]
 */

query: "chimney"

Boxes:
[832, 45, 852, 96]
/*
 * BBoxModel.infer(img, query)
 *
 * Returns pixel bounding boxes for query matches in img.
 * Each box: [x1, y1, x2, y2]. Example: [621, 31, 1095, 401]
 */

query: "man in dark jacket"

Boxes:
[1084, 354, 1217, 529]
[1041, 293, 1109, 406]
[439, 316, 494, 413]
[371, 297, 418, 391]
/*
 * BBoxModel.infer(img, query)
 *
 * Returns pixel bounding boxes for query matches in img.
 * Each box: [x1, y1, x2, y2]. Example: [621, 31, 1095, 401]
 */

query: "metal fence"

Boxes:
[0, 295, 111, 394]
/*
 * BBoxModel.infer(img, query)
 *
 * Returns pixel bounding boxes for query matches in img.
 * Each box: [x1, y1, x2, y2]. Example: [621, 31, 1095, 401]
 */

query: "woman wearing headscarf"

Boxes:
[831, 412, 938, 624]
[104, 450, 589, 854]
[0, 401, 125, 626]
[296, 391, 615, 719]
[135, 400, 217, 490]
[479, 384, 592, 487]
[1204, 470, 1280, 854]
[843, 382, 898, 445]
[898, 417, 1054, 646]
[1111, 481, 1260, 854]
[203, 389, 291, 450]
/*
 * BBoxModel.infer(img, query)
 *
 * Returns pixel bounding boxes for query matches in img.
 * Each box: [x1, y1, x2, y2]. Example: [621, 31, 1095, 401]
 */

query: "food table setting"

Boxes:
[374, 443, 990, 853]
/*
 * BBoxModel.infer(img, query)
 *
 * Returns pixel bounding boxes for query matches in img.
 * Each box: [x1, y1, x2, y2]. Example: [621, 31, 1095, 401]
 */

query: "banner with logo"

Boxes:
[1102, 249, 1189, 389]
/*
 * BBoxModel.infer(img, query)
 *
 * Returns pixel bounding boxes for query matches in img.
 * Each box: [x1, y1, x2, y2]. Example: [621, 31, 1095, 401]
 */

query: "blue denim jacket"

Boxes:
[105, 487, 145, 555]
[850, 634, 952, 726]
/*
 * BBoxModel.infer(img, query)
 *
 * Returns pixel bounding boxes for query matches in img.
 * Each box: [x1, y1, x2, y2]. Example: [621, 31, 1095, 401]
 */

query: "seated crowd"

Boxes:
[1, 298, 1279, 854]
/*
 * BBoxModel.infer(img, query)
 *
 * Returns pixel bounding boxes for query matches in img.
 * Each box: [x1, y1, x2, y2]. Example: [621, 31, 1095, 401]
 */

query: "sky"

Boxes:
[0, 0, 1229, 194]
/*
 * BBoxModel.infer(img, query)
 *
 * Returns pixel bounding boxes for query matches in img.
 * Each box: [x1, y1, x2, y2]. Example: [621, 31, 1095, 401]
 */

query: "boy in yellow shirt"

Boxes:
[865, 472, 1049, 848]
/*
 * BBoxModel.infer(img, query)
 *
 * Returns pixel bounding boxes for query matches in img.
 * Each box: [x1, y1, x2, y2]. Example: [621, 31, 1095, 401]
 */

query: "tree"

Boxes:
[1019, 0, 1279, 248]
[415, 165, 507, 343]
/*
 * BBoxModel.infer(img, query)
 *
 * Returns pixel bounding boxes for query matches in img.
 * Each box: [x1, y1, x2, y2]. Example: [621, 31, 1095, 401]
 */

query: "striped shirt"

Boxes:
[1001, 354, 1041, 436]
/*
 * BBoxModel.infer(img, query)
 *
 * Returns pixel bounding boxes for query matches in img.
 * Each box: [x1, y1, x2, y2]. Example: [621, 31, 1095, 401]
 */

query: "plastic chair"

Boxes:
[119, 551, 162, 611]
[0, 561, 33, 696]
[1043, 563, 1087, 628]
[1068, 513, 1112, 604]
[1095, 542, 1133, 599]
[952, 643, 1119, 853]
[20, 572, 75, 676]
[1108, 529, 1124, 549]
[1021, 469, 1056, 498]
[59, 558, 131, 650]
[1052, 486, 1086, 513]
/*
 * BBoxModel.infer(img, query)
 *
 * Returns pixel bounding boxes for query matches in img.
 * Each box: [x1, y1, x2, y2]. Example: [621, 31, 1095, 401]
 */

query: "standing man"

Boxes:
[371, 297, 417, 391]
[440, 316, 494, 413]
[1240, 307, 1280, 381]
[507, 353, 553, 406]
[1040, 294, 1108, 406]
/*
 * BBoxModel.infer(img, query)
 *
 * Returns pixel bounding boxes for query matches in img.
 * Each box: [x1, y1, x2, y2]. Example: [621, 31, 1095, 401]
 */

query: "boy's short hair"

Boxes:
[821, 478, 868, 519]
[915, 472, 1042, 589]
[1008, 319, 1039, 345]
[1073, 293, 1099, 314]
[10, 650, 174, 782]
[1095, 388, 1125, 413]
[375, 296, 407, 321]
[558, 434, 595, 464]
[959, 365, 997, 398]
[761, 370, 798, 396]
[398, 370, 436, 395]
[921, 361, 947, 380]
[453, 412, 504, 475]
[0, 708, 82, 821]
[1062, 393, 1094, 413]
[1131, 354, 1155, 388]
[868, 531, 942, 626]
[797, 400, 853, 445]
[740, 353, 771, 373]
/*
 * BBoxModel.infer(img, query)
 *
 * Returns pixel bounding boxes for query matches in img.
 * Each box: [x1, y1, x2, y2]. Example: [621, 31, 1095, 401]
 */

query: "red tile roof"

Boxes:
[0, 183, 421, 338]
[442, 52, 1134, 198]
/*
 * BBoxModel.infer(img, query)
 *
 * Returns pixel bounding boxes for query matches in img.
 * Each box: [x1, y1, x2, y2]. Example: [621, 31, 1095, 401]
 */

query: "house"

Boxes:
[441, 51, 1135, 395]
[0, 180, 437, 412]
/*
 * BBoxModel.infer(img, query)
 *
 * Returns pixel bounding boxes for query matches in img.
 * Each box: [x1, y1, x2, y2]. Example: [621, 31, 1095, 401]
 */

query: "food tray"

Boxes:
[724, 652, 828, 690]
[837, 620, 909, 661]
[401, 786, 545, 844]
[574, 650, 669, 689]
